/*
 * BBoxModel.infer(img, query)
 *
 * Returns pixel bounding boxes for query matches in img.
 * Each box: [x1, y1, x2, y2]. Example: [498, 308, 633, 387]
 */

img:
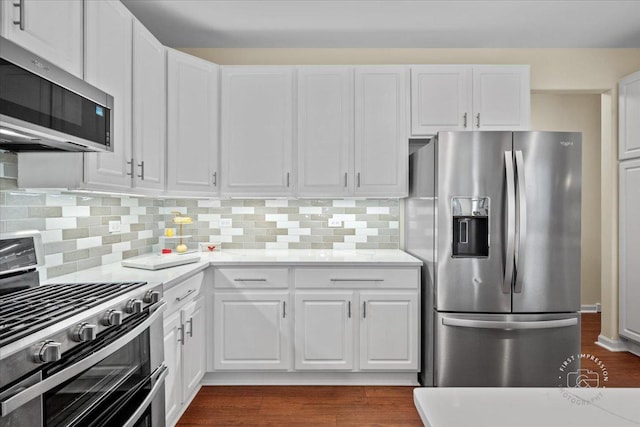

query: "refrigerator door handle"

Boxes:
[514, 150, 527, 293]
[441, 317, 578, 330]
[503, 151, 516, 294]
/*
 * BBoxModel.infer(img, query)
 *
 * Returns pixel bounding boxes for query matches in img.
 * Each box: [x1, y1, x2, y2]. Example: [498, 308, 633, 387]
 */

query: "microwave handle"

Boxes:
[0, 301, 166, 417]
[122, 364, 168, 427]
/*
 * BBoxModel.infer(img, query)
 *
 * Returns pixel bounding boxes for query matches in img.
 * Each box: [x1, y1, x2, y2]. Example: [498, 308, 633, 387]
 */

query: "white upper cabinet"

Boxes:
[410, 65, 530, 136]
[132, 21, 166, 193]
[472, 65, 530, 131]
[619, 70, 640, 160]
[221, 67, 294, 197]
[167, 49, 219, 196]
[297, 67, 354, 197]
[354, 67, 409, 197]
[0, 0, 83, 77]
[83, 0, 133, 191]
[411, 66, 472, 135]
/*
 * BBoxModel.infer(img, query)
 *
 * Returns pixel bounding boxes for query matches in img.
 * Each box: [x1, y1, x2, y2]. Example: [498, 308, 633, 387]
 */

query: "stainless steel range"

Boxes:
[0, 231, 167, 427]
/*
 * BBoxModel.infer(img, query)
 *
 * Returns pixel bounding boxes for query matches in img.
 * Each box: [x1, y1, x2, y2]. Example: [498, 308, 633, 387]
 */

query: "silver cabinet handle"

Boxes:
[177, 324, 184, 344]
[187, 318, 194, 338]
[476, 113, 481, 128]
[463, 112, 468, 128]
[344, 172, 348, 187]
[126, 158, 134, 176]
[363, 301, 367, 318]
[286, 172, 290, 187]
[122, 364, 168, 427]
[176, 289, 195, 302]
[0, 301, 166, 416]
[357, 172, 361, 187]
[348, 301, 351, 318]
[13, 0, 24, 30]
[442, 317, 578, 330]
[233, 278, 267, 282]
[282, 301, 286, 318]
[514, 150, 527, 293]
[330, 278, 384, 282]
[503, 151, 516, 294]
[212, 172, 217, 186]
[137, 161, 144, 180]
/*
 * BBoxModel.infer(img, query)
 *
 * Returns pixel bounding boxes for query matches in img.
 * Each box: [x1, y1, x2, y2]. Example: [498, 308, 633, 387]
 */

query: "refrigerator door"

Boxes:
[436, 131, 513, 313]
[513, 132, 582, 313]
[435, 311, 581, 387]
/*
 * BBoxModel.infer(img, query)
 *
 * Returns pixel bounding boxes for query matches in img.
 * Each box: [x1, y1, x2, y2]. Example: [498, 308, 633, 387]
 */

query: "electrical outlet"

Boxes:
[219, 218, 232, 228]
[328, 218, 342, 228]
[108, 220, 121, 233]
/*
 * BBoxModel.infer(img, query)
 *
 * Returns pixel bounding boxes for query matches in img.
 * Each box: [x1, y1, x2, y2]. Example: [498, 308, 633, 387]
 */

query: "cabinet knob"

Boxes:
[34, 341, 61, 363]
[126, 299, 144, 314]
[73, 323, 97, 342]
[102, 309, 123, 326]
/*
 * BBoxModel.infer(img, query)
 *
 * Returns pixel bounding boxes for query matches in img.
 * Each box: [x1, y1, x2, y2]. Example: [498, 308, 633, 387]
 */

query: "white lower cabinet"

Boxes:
[359, 292, 419, 370]
[213, 291, 291, 370]
[163, 273, 205, 426]
[294, 291, 355, 370]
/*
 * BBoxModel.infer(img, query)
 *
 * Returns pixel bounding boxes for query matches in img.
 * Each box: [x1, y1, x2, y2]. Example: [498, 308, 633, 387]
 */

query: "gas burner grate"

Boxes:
[0, 282, 147, 347]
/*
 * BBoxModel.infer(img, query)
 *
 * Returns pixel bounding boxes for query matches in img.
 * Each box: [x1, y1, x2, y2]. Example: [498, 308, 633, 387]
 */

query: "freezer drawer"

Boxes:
[435, 312, 580, 387]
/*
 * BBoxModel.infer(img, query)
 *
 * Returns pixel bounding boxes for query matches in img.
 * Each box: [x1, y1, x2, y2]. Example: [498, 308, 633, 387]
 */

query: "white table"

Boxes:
[414, 387, 640, 427]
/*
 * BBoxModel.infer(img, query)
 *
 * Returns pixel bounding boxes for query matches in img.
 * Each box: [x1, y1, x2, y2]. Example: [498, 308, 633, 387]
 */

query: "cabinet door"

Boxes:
[359, 292, 419, 371]
[294, 291, 355, 370]
[620, 159, 640, 344]
[472, 65, 530, 131]
[221, 67, 294, 197]
[619, 71, 640, 160]
[297, 67, 353, 197]
[182, 296, 205, 401]
[411, 66, 472, 135]
[166, 50, 218, 196]
[132, 21, 165, 192]
[163, 311, 183, 427]
[83, 0, 133, 191]
[214, 292, 291, 370]
[1, 0, 83, 77]
[354, 67, 409, 197]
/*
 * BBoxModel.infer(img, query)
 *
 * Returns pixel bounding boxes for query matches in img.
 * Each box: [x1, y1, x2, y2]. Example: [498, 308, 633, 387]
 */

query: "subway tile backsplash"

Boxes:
[0, 189, 399, 280]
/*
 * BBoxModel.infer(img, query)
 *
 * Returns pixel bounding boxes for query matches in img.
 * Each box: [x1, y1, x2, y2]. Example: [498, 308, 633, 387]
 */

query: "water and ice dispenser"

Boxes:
[452, 197, 489, 257]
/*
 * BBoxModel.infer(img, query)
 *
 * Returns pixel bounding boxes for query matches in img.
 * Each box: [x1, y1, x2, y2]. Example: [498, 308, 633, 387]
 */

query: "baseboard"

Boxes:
[620, 337, 640, 357]
[201, 371, 420, 386]
[596, 334, 629, 352]
[581, 303, 601, 313]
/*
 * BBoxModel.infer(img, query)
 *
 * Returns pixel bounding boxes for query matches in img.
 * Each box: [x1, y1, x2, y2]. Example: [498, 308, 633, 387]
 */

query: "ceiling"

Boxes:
[121, 0, 640, 48]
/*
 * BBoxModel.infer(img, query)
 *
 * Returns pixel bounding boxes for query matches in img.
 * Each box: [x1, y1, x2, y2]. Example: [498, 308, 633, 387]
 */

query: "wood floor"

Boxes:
[177, 314, 640, 426]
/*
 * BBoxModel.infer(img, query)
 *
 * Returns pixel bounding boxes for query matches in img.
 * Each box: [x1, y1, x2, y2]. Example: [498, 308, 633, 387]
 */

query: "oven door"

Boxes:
[0, 302, 166, 427]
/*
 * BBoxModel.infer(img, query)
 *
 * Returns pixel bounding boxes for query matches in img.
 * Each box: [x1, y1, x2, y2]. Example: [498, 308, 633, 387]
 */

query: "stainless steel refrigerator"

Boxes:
[406, 131, 582, 387]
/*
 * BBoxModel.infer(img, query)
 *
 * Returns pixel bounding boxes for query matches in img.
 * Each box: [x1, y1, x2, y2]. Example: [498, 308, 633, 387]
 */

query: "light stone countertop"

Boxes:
[45, 249, 422, 289]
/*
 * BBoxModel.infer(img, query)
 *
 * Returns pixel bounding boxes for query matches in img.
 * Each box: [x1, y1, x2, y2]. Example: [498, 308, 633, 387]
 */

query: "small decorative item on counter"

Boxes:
[199, 242, 220, 252]
[172, 211, 192, 253]
[161, 248, 172, 254]
[165, 228, 174, 237]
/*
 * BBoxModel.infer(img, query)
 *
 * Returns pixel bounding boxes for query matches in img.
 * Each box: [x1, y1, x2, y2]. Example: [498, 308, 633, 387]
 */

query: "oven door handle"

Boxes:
[123, 363, 168, 427]
[0, 301, 166, 417]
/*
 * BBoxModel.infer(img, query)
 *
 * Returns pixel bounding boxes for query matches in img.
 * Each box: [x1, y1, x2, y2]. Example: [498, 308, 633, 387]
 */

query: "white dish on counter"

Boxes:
[121, 252, 201, 270]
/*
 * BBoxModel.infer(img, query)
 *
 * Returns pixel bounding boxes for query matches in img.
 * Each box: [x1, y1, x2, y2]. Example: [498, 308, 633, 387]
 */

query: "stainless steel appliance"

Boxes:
[0, 36, 113, 152]
[406, 131, 582, 387]
[0, 231, 166, 426]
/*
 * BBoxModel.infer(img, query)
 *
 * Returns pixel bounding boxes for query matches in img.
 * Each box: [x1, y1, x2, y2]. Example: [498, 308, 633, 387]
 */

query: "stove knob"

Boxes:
[34, 341, 61, 363]
[73, 323, 97, 342]
[126, 299, 144, 314]
[102, 309, 123, 326]
[144, 290, 160, 304]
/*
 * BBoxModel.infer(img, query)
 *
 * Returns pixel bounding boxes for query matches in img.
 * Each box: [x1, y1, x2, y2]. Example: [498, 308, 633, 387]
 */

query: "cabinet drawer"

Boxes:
[295, 267, 419, 289]
[214, 268, 289, 288]
[164, 272, 205, 314]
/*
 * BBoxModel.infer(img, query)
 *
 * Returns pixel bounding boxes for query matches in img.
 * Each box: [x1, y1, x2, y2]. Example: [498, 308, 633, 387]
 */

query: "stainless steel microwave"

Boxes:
[0, 36, 114, 152]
